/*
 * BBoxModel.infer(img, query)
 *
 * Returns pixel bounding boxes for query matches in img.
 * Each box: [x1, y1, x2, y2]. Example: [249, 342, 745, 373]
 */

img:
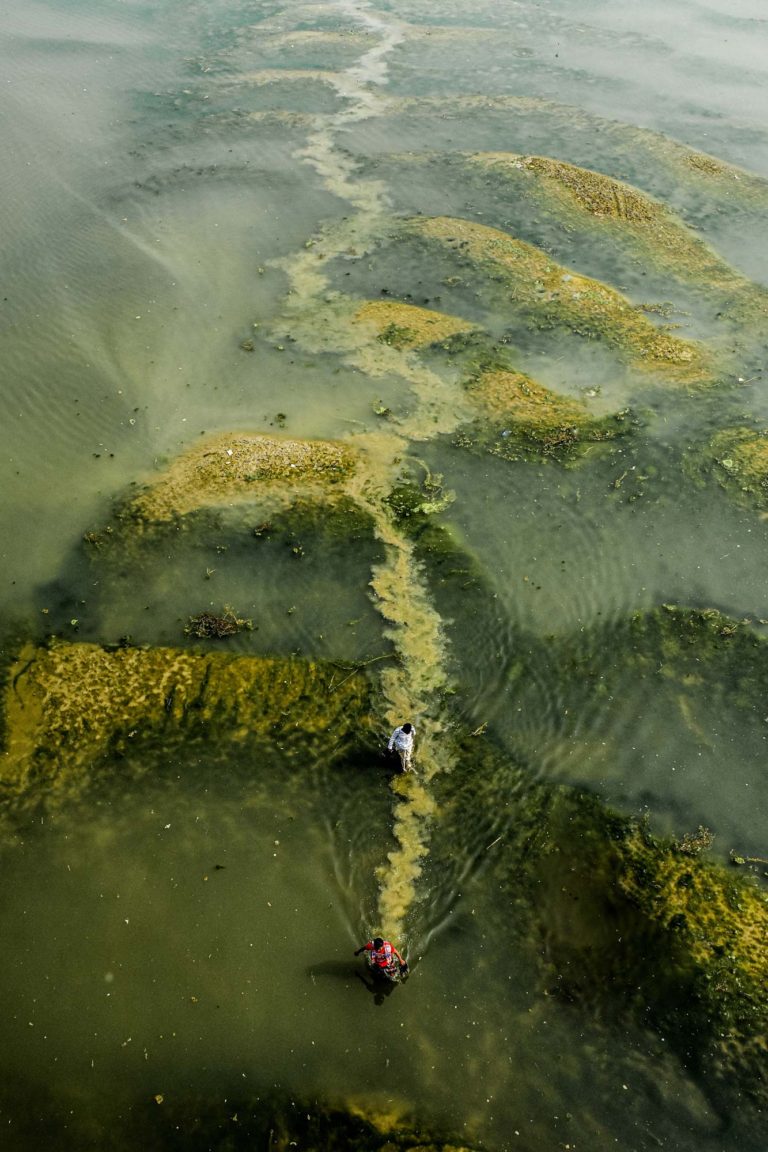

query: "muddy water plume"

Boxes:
[359, 493, 452, 940]
[245, 1, 466, 945]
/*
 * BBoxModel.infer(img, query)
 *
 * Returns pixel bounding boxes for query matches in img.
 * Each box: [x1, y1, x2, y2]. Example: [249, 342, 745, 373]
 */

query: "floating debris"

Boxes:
[184, 608, 253, 639]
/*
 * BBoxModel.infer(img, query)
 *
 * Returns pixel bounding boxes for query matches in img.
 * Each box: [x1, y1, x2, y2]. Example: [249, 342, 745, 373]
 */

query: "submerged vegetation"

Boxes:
[431, 728, 768, 1131]
[461, 366, 630, 459]
[407, 215, 712, 382]
[525, 788, 768, 1121]
[7, 4, 768, 1150]
[120, 1091, 482, 1152]
[702, 426, 768, 508]
[354, 299, 478, 349]
[1, 641, 373, 802]
[505, 604, 768, 751]
[128, 433, 357, 524]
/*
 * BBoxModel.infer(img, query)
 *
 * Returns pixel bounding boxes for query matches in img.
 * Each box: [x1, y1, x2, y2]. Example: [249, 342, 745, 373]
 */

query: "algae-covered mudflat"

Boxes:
[2, 1, 768, 1150]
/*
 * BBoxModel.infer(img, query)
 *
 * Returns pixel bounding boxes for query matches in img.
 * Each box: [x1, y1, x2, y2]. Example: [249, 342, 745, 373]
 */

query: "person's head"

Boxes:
[402, 722, 412, 734]
[373, 936, 384, 949]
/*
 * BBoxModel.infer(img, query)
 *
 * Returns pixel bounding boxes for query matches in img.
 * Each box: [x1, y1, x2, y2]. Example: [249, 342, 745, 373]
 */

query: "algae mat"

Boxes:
[1, 642, 373, 798]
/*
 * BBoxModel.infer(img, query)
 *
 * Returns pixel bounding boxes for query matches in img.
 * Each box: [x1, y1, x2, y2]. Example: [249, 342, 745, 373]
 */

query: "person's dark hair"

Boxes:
[402, 722, 412, 733]
[373, 936, 384, 949]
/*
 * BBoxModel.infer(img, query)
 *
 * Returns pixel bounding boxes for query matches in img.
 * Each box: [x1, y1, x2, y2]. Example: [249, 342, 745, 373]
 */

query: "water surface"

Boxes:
[2, 1, 768, 1149]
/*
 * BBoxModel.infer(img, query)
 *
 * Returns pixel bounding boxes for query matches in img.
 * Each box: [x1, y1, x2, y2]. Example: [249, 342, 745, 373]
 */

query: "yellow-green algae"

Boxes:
[464, 366, 628, 455]
[1, 642, 372, 798]
[395, 95, 768, 212]
[530, 788, 768, 1116]
[135, 1089, 479, 1152]
[467, 152, 768, 320]
[514, 605, 768, 732]
[235, 28, 373, 63]
[704, 426, 768, 509]
[81, 420, 457, 941]
[354, 299, 478, 349]
[481, 153, 677, 223]
[437, 731, 768, 1123]
[218, 68, 341, 88]
[408, 216, 712, 383]
[127, 432, 356, 523]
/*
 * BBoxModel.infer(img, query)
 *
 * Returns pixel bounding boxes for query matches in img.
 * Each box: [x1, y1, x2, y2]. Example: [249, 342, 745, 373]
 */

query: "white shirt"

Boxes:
[388, 725, 415, 752]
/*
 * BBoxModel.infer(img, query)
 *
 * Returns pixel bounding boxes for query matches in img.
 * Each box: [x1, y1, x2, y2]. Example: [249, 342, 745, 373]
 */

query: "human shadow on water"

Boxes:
[355, 968, 398, 1006]
[307, 960, 401, 1006]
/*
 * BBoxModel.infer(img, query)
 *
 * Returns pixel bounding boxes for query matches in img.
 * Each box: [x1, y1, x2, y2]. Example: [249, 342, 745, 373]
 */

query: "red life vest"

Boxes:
[368, 941, 395, 967]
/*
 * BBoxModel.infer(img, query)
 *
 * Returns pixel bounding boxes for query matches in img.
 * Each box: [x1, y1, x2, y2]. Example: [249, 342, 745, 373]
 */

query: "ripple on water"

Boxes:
[4, 1, 768, 1149]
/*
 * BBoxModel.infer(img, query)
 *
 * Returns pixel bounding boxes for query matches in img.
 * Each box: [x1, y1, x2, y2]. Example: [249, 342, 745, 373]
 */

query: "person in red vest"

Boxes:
[354, 936, 408, 978]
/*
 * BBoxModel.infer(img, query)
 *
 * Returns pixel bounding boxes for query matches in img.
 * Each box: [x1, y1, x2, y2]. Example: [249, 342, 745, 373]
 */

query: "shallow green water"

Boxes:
[2, 1, 768, 1149]
[0, 749, 727, 1152]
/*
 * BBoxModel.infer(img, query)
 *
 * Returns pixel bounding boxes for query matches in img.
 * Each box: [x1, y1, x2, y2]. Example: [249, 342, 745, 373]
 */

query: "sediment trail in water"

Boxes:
[363, 492, 454, 941]
[272, 2, 460, 943]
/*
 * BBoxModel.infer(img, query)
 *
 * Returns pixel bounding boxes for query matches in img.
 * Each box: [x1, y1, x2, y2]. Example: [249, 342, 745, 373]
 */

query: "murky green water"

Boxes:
[2, 1, 768, 1149]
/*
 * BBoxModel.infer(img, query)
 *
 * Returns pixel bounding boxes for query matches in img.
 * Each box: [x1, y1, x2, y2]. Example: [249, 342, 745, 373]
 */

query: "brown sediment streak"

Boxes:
[328, 428, 454, 938]
[271, 4, 404, 318]
[267, 2, 455, 940]
[356, 483, 455, 939]
[376, 773, 438, 935]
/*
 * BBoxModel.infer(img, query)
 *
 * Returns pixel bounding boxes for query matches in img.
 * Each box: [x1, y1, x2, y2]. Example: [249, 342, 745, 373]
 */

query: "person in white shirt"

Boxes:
[387, 722, 415, 772]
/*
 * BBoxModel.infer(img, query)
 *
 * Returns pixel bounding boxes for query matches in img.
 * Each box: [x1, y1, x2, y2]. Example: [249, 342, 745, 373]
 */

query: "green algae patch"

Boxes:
[127, 1090, 480, 1152]
[529, 788, 768, 1119]
[463, 366, 630, 459]
[241, 492, 381, 555]
[436, 729, 768, 1126]
[526, 604, 768, 724]
[408, 216, 712, 383]
[1, 642, 373, 800]
[128, 433, 356, 523]
[354, 299, 479, 349]
[625, 604, 766, 681]
[395, 95, 768, 213]
[701, 427, 768, 509]
[481, 153, 668, 223]
[465, 153, 768, 331]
